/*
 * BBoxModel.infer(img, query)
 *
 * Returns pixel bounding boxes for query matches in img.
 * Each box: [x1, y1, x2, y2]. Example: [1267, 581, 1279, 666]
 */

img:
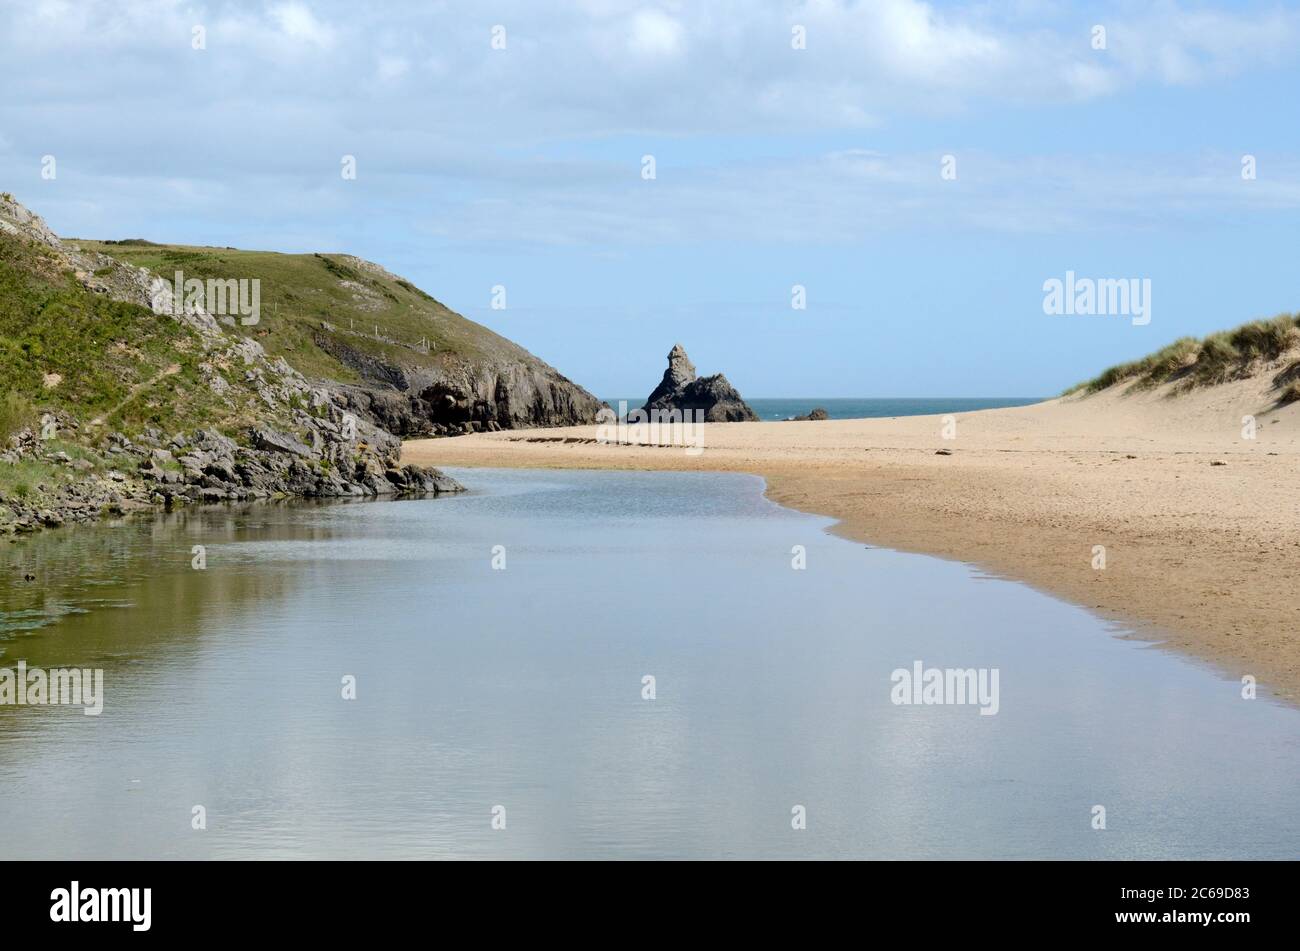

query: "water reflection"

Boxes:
[0, 471, 1297, 859]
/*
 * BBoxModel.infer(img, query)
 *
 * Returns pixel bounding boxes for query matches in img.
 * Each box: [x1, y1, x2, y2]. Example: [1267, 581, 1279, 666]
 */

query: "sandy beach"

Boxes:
[405, 375, 1300, 703]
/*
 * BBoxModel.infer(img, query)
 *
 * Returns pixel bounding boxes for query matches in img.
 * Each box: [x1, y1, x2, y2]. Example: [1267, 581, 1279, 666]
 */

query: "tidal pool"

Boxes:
[0, 468, 1296, 859]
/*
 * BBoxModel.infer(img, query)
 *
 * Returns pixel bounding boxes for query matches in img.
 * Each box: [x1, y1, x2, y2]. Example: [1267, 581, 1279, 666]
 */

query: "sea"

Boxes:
[604, 397, 1043, 420]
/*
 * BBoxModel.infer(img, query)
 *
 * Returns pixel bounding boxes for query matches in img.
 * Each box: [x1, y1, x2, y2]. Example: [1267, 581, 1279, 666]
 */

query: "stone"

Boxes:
[641, 344, 758, 423]
[397, 464, 466, 495]
[251, 428, 314, 458]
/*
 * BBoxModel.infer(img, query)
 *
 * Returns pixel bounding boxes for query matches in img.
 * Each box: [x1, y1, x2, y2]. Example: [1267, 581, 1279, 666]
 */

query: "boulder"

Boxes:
[400, 464, 466, 495]
[793, 407, 829, 421]
[251, 428, 313, 458]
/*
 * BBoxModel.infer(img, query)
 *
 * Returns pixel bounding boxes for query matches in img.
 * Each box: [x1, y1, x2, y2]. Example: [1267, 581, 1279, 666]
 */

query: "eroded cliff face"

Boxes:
[40, 210, 604, 441]
[0, 194, 468, 539]
[315, 333, 604, 436]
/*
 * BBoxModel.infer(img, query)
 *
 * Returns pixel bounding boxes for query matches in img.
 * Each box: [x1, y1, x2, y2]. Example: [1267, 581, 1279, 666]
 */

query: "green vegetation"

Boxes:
[1064, 313, 1300, 396]
[0, 440, 109, 501]
[0, 458, 71, 501]
[0, 232, 232, 437]
[0, 230, 348, 446]
[0, 391, 37, 442]
[71, 240, 530, 385]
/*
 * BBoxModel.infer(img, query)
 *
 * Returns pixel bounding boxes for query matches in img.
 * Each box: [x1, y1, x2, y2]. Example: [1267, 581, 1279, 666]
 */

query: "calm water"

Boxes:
[606, 397, 1043, 421]
[0, 468, 1297, 859]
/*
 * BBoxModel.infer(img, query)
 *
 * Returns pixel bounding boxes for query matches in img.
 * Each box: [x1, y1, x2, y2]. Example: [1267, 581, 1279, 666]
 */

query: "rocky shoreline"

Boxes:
[1, 420, 463, 539]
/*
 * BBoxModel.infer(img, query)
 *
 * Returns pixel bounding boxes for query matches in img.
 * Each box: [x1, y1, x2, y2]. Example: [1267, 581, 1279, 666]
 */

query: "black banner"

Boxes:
[7, 860, 1289, 938]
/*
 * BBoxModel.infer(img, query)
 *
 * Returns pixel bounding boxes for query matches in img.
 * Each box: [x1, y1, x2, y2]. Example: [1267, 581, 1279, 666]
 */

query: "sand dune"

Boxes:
[403, 373, 1300, 702]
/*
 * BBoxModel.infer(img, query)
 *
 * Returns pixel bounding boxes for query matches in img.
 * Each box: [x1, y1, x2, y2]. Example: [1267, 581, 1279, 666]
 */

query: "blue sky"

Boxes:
[3, 0, 1299, 396]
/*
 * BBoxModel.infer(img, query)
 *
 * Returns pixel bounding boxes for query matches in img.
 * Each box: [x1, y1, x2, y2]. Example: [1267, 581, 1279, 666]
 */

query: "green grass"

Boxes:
[1065, 314, 1300, 395]
[0, 233, 212, 434]
[0, 458, 68, 501]
[0, 391, 37, 443]
[70, 240, 531, 385]
[0, 232, 318, 443]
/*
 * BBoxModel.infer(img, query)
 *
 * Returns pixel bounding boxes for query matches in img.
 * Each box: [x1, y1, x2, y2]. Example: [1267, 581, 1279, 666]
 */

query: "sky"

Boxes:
[2, 0, 1299, 397]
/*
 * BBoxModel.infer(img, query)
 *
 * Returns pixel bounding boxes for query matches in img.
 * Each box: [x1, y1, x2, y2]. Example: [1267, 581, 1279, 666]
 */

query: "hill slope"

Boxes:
[69, 237, 602, 436]
[0, 192, 462, 536]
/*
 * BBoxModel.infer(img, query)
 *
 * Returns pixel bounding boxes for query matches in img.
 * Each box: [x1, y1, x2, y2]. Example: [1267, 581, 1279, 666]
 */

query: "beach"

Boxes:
[404, 376, 1300, 703]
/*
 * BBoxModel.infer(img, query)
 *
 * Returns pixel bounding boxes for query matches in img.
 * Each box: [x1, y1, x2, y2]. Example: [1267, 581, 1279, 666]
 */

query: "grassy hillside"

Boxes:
[0, 193, 469, 532]
[71, 240, 540, 384]
[1064, 313, 1300, 402]
[1, 231, 236, 439]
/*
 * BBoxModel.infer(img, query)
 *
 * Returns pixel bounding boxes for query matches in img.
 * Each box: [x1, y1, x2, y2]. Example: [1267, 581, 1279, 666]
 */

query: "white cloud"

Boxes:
[268, 2, 338, 50]
[7, 1, 1297, 131]
[626, 9, 685, 58]
[1110, 4, 1300, 85]
[2, 0, 1298, 249]
[393, 148, 1300, 248]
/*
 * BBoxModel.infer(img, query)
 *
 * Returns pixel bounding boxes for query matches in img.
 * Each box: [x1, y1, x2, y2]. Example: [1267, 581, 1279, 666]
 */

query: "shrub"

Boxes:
[0, 392, 36, 443]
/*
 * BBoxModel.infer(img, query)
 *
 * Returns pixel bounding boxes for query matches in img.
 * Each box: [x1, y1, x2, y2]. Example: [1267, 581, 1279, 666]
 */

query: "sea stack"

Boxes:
[642, 344, 759, 422]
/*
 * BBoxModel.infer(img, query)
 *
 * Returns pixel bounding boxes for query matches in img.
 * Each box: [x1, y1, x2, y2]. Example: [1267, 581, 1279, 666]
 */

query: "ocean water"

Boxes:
[0, 468, 1296, 859]
[605, 397, 1043, 420]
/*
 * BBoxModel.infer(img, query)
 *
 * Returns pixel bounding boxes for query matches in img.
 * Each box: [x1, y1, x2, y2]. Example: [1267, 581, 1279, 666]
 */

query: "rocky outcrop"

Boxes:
[1, 191, 603, 442]
[793, 407, 829, 421]
[314, 329, 604, 437]
[1, 418, 464, 538]
[642, 344, 758, 422]
[0, 193, 465, 539]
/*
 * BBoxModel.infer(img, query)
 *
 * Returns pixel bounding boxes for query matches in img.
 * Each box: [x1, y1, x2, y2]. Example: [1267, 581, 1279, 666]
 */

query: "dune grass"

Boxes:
[1065, 314, 1300, 396]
